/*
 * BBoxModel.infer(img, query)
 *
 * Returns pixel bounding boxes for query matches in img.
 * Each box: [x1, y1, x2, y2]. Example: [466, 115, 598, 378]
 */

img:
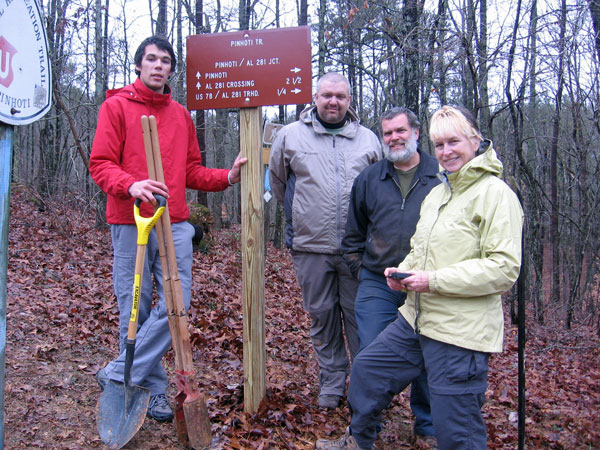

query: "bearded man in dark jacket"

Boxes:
[342, 107, 440, 443]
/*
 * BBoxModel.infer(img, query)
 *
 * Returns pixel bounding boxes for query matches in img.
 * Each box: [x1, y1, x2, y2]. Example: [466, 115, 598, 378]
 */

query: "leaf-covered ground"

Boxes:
[4, 184, 600, 449]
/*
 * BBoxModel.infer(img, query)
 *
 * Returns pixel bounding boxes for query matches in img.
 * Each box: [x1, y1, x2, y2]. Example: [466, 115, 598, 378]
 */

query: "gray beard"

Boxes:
[384, 135, 418, 163]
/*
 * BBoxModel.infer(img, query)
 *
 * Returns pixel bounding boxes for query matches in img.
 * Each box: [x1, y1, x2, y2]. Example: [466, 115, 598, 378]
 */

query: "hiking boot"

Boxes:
[315, 428, 369, 449]
[318, 394, 342, 409]
[96, 368, 109, 392]
[147, 394, 174, 422]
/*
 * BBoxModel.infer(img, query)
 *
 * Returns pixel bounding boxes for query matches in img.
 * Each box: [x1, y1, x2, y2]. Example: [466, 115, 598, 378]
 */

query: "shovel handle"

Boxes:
[133, 195, 167, 246]
[128, 195, 166, 330]
[126, 195, 167, 343]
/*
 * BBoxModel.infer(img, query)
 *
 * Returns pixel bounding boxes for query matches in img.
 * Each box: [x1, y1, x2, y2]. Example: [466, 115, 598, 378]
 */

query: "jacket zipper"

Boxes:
[333, 136, 342, 249]
[391, 175, 419, 211]
[415, 171, 452, 333]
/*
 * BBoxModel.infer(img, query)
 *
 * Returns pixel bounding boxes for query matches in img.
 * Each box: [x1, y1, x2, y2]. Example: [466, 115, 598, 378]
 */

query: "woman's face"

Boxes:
[433, 131, 480, 172]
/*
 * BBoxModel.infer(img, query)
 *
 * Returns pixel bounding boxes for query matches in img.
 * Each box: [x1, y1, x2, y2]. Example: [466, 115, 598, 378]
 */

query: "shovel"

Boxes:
[96, 194, 167, 449]
[141, 115, 212, 449]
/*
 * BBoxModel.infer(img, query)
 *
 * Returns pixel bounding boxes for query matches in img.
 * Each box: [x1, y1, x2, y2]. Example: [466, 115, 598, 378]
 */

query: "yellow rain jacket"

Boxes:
[398, 144, 523, 353]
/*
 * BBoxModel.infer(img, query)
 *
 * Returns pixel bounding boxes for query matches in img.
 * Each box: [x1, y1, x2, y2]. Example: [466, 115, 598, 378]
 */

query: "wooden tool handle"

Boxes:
[141, 116, 184, 369]
[146, 116, 197, 373]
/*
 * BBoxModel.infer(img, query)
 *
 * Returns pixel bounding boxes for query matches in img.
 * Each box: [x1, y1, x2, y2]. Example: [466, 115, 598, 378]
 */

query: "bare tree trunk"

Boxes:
[550, 0, 567, 309]
[420, 0, 447, 122]
[103, 0, 109, 92]
[273, 103, 286, 249]
[296, 0, 308, 120]
[239, 0, 250, 29]
[195, 0, 208, 207]
[175, 0, 184, 104]
[524, 0, 545, 324]
[588, 0, 600, 63]
[437, 0, 448, 106]
[460, 0, 477, 112]
[157, 0, 167, 36]
[94, 0, 104, 106]
[210, 110, 227, 231]
[402, 0, 421, 114]
[119, 1, 131, 86]
[478, 0, 491, 137]
[505, 0, 547, 328]
[317, 0, 327, 77]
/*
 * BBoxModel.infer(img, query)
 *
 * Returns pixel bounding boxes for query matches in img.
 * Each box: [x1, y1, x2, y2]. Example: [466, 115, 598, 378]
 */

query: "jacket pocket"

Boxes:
[444, 345, 488, 383]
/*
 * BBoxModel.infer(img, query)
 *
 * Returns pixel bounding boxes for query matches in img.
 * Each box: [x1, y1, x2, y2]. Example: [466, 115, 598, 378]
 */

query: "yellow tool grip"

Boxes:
[133, 195, 167, 246]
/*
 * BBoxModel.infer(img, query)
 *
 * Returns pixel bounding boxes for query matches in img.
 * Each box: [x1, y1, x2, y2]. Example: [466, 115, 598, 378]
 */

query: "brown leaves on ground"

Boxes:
[4, 184, 600, 449]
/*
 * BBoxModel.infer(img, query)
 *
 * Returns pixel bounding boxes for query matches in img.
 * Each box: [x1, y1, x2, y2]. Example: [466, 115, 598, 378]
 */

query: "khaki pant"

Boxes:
[292, 251, 359, 397]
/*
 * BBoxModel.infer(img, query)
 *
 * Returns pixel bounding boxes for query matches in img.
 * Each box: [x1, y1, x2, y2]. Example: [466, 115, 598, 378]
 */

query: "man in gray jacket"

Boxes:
[269, 72, 381, 409]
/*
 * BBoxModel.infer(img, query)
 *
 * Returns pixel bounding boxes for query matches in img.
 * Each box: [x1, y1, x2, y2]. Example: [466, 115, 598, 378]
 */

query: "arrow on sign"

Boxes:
[196, 82, 202, 89]
[290, 67, 301, 73]
[196, 71, 202, 79]
[291, 88, 302, 94]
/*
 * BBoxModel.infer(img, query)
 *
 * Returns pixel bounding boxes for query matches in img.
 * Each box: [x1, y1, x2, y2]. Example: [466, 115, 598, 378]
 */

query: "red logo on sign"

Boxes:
[0, 36, 17, 88]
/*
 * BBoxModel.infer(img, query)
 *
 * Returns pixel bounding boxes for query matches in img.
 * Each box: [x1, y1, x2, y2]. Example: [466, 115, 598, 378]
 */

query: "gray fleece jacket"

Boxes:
[269, 104, 381, 254]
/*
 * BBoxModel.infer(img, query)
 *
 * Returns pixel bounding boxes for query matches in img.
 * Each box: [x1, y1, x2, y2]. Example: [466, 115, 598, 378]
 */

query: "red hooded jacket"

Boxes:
[90, 78, 230, 224]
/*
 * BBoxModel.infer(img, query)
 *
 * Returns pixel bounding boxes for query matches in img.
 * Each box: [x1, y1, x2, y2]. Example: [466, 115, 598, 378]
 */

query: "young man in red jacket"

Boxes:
[89, 36, 246, 421]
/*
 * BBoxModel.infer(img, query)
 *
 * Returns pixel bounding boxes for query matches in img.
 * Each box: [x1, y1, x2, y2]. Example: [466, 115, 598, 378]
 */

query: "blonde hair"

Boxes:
[429, 106, 483, 145]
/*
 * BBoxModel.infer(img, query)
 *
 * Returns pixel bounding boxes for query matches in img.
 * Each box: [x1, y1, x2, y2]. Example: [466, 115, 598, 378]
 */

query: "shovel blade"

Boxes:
[97, 380, 150, 449]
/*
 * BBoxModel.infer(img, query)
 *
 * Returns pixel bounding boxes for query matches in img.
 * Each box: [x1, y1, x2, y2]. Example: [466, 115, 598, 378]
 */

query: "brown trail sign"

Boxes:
[186, 26, 312, 110]
[186, 27, 312, 414]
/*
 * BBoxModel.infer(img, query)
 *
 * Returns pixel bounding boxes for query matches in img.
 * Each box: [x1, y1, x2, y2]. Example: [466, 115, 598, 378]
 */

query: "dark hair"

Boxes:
[134, 36, 176, 76]
[316, 72, 351, 95]
[380, 107, 421, 131]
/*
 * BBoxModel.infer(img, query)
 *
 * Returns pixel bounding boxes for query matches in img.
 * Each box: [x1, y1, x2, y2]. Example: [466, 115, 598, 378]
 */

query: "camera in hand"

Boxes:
[388, 272, 412, 279]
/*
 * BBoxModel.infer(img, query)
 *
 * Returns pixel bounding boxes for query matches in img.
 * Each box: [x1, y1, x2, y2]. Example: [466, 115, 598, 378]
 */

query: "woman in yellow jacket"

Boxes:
[315, 106, 523, 450]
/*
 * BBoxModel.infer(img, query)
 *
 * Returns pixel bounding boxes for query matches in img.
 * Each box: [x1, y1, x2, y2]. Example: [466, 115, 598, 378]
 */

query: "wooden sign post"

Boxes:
[239, 107, 265, 412]
[186, 26, 312, 413]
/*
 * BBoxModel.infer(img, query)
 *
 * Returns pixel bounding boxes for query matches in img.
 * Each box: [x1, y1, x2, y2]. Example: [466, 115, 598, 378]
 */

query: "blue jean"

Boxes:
[355, 268, 434, 436]
[349, 314, 489, 450]
[103, 222, 195, 395]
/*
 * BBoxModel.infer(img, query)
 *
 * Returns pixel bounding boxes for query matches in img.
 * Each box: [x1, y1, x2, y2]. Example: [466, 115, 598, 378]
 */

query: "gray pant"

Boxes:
[103, 222, 195, 395]
[291, 251, 359, 397]
[349, 314, 488, 450]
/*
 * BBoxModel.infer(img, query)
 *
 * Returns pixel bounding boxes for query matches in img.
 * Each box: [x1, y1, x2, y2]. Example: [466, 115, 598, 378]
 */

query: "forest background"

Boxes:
[4, 0, 600, 448]
[13, 0, 600, 331]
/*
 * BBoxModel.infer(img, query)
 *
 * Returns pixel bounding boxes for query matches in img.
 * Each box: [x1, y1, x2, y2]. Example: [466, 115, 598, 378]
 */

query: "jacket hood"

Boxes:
[105, 78, 172, 108]
[444, 140, 503, 192]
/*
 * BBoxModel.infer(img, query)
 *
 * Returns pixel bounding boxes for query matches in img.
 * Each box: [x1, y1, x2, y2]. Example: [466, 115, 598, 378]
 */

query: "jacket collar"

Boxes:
[444, 141, 503, 192]
[380, 149, 439, 185]
[105, 78, 173, 108]
[299, 104, 361, 138]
